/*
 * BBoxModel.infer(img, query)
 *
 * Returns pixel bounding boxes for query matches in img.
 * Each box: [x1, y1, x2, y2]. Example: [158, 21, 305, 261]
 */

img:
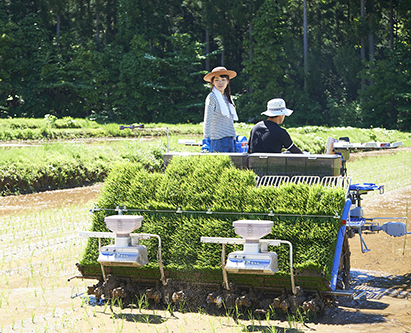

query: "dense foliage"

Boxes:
[1, 1, 411, 129]
[80, 156, 346, 279]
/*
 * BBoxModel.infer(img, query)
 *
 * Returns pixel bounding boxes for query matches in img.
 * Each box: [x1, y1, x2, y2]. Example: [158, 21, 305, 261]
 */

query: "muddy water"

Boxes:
[0, 183, 103, 216]
[315, 186, 411, 333]
[349, 185, 411, 296]
[351, 185, 411, 276]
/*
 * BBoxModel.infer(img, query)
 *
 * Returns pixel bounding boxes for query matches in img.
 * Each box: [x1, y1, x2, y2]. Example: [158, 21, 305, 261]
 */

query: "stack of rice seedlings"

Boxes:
[80, 155, 345, 290]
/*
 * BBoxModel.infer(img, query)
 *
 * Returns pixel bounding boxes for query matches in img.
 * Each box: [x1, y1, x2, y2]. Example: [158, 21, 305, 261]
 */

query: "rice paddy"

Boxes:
[1, 139, 410, 332]
[0, 188, 308, 333]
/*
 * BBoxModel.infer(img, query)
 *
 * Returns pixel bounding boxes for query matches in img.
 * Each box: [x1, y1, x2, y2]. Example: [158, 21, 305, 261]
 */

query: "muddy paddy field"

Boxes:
[1, 153, 411, 332]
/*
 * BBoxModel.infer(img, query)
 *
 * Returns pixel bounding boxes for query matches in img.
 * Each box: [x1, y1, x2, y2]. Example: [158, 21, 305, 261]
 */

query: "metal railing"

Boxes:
[256, 175, 351, 195]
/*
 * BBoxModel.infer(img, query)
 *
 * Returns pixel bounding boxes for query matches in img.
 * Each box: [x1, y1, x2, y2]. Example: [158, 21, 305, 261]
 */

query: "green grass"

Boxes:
[2, 117, 410, 151]
[0, 139, 165, 195]
[1, 119, 411, 196]
[288, 126, 411, 154]
[347, 149, 411, 192]
[0, 117, 204, 141]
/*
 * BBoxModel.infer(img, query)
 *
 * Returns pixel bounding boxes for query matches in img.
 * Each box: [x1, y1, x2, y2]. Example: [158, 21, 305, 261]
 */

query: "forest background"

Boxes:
[1, 0, 411, 130]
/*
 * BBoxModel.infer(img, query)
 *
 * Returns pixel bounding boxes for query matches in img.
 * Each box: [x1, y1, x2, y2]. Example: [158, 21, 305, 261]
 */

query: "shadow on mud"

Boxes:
[319, 302, 387, 325]
[111, 312, 165, 324]
[100, 302, 305, 332]
[351, 269, 411, 300]
[243, 325, 303, 332]
[312, 269, 411, 326]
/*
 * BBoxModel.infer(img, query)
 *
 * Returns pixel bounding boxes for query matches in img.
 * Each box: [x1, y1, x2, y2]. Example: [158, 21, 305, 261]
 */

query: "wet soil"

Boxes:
[1, 167, 411, 332]
[311, 147, 411, 332]
[0, 184, 103, 216]
[320, 185, 411, 333]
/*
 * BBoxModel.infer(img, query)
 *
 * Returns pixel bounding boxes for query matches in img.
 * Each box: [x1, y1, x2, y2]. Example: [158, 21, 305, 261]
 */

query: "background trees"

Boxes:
[0, 0, 410, 129]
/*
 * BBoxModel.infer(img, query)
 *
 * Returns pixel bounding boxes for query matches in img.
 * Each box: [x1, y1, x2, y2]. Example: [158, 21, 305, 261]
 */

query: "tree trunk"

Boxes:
[249, 1, 253, 93]
[249, 2, 252, 63]
[96, 13, 100, 47]
[369, 2, 374, 85]
[205, 30, 210, 72]
[303, 0, 308, 89]
[390, 0, 394, 50]
[56, 15, 60, 45]
[360, 0, 365, 91]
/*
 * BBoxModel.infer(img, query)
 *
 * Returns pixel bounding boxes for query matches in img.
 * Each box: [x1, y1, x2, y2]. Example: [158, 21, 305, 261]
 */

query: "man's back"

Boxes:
[248, 120, 301, 154]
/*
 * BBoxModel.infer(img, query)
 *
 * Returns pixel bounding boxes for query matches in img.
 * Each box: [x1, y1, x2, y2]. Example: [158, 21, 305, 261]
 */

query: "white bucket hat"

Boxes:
[261, 98, 293, 117]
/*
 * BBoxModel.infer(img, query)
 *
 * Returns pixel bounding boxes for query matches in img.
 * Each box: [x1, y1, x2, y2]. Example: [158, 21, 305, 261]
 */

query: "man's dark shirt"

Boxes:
[248, 120, 303, 154]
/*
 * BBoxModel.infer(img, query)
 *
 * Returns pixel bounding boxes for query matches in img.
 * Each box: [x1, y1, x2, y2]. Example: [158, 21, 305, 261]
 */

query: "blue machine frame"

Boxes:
[330, 198, 352, 291]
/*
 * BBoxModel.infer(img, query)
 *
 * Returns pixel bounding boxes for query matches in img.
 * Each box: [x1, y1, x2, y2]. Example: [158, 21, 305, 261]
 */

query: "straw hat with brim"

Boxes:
[204, 66, 237, 82]
[261, 98, 293, 117]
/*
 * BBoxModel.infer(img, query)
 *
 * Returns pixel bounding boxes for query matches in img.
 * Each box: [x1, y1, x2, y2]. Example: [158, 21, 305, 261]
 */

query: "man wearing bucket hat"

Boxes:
[203, 66, 238, 153]
[248, 98, 303, 154]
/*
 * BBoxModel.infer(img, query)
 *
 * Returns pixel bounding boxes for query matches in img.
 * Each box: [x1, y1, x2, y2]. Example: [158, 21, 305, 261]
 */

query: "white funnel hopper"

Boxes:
[105, 215, 143, 247]
[233, 220, 273, 240]
[98, 215, 148, 267]
[225, 220, 278, 274]
[105, 215, 143, 235]
[233, 220, 273, 252]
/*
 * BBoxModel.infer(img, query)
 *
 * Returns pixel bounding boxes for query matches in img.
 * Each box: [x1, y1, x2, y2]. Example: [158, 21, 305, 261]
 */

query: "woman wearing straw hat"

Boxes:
[203, 66, 238, 153]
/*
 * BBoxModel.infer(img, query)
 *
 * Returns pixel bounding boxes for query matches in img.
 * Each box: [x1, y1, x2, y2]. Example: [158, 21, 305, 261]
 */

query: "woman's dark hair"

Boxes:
[211, 75, 234, 106]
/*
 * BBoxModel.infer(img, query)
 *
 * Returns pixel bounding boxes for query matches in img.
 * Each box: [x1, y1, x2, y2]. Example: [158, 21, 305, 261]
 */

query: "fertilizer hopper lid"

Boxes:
[104, 215, 144, 236]
[233, 220, 274, 242]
